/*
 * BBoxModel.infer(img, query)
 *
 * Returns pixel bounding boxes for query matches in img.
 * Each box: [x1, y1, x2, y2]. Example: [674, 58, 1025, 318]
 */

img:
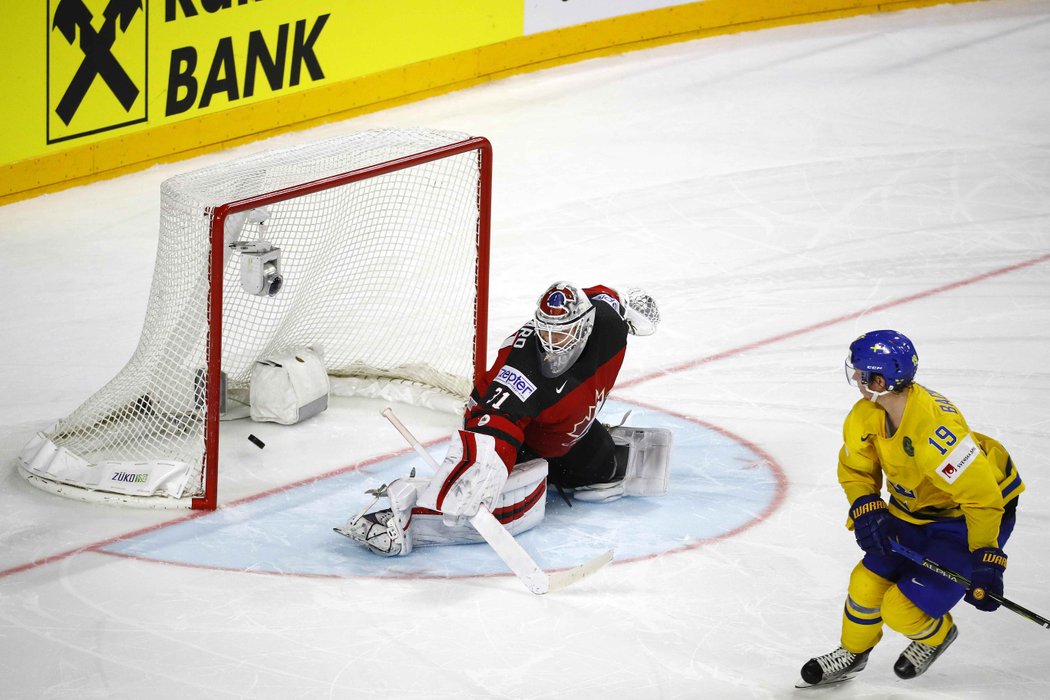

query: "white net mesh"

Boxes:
[20, 128, 486, 505]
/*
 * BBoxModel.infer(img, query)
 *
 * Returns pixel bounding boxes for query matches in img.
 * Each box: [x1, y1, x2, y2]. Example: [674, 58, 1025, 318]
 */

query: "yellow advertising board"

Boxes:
[1, 0, 977, 203]
[3, 0, 522, 165]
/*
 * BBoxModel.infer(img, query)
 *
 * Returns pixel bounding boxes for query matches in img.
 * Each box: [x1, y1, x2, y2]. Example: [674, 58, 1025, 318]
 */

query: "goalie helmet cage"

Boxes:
[18, 128, 492, 510]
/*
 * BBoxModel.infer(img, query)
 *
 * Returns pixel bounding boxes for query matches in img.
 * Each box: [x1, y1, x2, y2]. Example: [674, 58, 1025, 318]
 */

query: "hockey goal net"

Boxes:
[19, 128, 491, 510]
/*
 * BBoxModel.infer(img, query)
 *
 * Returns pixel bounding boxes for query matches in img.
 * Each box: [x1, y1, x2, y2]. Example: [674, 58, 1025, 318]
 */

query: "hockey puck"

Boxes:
[248, 434, 265, 449]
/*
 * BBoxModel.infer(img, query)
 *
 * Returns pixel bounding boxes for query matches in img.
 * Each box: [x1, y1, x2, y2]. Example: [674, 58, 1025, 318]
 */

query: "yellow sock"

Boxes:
[882, 585, 954, 646]
[840, 562, 892, 654]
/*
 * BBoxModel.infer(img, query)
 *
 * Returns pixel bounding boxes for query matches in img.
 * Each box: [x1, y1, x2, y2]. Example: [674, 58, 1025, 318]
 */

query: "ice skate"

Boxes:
[893, 624, 958, 679]
[334, 479, 420, 557]
[334, 508, 407, 556]
[796, 646, 870, 688]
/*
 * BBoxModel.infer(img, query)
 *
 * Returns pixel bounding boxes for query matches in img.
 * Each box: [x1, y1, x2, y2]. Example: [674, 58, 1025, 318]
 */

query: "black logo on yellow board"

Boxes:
[48, 0, 148, 144]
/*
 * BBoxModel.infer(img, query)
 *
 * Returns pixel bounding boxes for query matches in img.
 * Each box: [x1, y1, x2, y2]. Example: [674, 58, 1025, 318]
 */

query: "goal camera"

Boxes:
[230, 241, 283, 296]
[227, 208, 283, 297]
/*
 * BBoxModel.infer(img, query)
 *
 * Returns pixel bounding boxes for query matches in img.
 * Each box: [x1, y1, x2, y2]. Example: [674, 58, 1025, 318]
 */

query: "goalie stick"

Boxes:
[380, 407, 614, 594]
[889, 540, 1050, 629]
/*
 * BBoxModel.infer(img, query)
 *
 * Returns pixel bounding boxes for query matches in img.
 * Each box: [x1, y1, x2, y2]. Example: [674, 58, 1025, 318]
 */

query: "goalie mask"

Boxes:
[534, 282, 595, 378]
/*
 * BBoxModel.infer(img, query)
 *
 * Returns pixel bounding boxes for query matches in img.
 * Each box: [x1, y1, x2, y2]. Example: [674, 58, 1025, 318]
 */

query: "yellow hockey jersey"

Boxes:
[838, 384, 1023, 552]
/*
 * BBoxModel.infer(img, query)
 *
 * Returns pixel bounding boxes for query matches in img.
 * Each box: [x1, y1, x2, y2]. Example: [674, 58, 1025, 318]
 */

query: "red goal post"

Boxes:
[19, 129, 492, 510]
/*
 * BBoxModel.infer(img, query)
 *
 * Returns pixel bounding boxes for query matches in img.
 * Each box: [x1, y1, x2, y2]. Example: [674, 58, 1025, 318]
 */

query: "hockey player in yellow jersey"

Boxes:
[799, 330, 1024, 687]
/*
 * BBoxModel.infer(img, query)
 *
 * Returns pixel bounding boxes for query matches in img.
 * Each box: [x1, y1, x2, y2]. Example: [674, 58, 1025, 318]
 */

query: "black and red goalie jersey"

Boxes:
[464, 285, 631, 483]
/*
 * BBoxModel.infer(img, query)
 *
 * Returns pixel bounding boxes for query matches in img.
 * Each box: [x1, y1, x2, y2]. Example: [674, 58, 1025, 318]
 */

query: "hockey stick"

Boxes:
[889, 540, 1050, 629]
[380, 407, 614, 594]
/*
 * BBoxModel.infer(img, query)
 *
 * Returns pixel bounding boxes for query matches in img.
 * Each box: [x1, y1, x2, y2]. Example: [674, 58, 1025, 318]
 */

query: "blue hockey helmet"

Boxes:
[846, 330, 918, 392]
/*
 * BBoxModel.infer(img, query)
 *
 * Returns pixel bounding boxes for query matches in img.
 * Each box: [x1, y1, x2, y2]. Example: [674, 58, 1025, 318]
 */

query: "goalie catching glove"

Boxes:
[621, 288, 660, 336]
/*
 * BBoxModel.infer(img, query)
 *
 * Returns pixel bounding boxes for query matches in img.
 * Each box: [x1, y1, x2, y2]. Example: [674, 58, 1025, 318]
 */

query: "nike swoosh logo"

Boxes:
[555, 381, 568, 394]
[910, 578, 925, 587]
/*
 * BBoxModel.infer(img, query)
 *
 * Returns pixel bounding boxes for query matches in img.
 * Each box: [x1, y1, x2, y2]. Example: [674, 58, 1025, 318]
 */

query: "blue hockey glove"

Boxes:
[849, 494, 893, 556]
[965, 547, 1007, 612]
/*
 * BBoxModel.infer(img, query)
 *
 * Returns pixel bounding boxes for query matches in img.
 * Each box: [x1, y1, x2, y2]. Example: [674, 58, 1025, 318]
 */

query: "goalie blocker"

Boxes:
[338, 424, 671, 556]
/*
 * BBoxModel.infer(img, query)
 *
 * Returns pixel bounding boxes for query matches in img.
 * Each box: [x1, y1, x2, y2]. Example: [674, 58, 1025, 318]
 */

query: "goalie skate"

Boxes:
[333, 509, 406, 557]
[334, 479, 419, 557]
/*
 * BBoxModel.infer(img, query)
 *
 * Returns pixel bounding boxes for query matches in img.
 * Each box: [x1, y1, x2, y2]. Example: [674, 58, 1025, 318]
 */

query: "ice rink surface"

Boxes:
[2, 0, 1049, 697]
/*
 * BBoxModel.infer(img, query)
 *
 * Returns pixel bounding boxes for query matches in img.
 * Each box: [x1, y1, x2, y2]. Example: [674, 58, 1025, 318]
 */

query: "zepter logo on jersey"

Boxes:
[494, 365, 537, 402]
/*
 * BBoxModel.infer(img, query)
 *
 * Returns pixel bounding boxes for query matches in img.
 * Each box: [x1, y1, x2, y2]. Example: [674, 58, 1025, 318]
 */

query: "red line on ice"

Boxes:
[2, 253, 1047, 579]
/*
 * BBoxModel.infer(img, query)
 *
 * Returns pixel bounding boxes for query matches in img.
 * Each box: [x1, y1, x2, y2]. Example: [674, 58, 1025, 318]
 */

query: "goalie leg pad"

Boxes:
[546, 422, 619, 489]
[417, 430, 508, 526]
[575, 425, 672, 500]
[412, 458, 548, 547]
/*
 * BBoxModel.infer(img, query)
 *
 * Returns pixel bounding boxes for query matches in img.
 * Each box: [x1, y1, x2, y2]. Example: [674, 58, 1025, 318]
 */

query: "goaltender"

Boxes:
[339, 281, 669, 556]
